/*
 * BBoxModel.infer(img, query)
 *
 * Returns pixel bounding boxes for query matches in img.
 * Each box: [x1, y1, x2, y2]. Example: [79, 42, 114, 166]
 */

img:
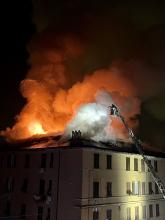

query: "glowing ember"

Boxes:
[28, 121, 46, 136]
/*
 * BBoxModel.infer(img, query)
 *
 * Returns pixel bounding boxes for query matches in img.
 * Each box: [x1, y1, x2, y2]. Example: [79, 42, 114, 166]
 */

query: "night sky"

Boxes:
[1, 0, 165, 151]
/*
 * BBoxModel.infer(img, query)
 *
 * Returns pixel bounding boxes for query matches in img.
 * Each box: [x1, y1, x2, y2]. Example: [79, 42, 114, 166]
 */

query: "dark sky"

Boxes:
[1, 0, 165, 150]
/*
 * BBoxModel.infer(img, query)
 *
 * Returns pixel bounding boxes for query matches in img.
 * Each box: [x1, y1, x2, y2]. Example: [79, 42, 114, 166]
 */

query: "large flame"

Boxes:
[2, 36, 141, 141]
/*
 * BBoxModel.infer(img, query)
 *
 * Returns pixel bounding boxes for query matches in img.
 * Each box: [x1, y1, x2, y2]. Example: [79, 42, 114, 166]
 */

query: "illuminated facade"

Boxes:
[0, 139, 165, 220]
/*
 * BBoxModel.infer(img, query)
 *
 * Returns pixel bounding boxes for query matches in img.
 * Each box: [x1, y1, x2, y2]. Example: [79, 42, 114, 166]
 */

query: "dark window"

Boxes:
[47, 180, 52, 195]
[156, 204, 160, 217]
[21, 178, 28, 193]
[20, 204, 26, 219]
[40, 154, 47, 168]
[24, 154, 30, 168]
[39, 179, 45, 195]
[148, 160, 151, 172]
[4, 201, 11, 216]
[154, 161, 158, 172]
[107, 182, 112, 197]
[126, 157, 130, 171]
[46, 208, 51, 220]
[94, 153, 99, 169]
[149, 182, 153, 194]
[38, 206, 43, 220]
[107, 155, 112, 169]
[106, 209, 112, 220]
[93, 210, 99, 220]
[93, 182, 99, 198]
[134, 158, 138, 171]
[149, 204, 153, 218]
[141, 159, 145, 172]
[7, 154, 16, 168]
[0, 156, 4, 168]
[155, 183, 159, 194]
[135, 206, 139, 220]
[50, 153, 54, 168]
[5, 177, 14, 193]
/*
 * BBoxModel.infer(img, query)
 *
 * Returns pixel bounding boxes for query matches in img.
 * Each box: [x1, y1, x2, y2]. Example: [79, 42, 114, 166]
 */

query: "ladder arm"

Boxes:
[109, 104, 165, 199]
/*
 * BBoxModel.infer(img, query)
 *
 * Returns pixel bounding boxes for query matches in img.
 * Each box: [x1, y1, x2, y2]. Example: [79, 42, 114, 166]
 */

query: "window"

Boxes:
[38, 206, 43, 220]
[21, 178, 28, 193]
[149, 182, 153, 194]
[0, 156, 4, 168]
[40, 154, 47, 168]
[127, 207, 131, 220]
[126, 157, 130, 171]
[39, 179, 45, 195]
[93, 181, 99, 198]
[141, 159, 145, 172]
[47, 180, 52, 195]
[106, 209, 112, 220]
[20, 204, 26, 219]
[4, 201, 11, 216]
[132, 181, 139, 195]
[50, 153, 54, 168]
[7, 154, 16, 168]
[135, 206, 139, 220]
[94, 153, 99, 169]
[134, 158, 138, 171]
[142, 182, 146, 195]
[24, 154, 30, 168]
[126, 182, 131, 195]
[107, 182, 112, 197]
[156, 204, 160, 217]
[107, 155, 112, 169]
[5, 177, 14, 193]
[148, 160, 151, 172]
[93, 210, 99, 220]
[154, 161, 158, 172]
[47, 208, 51, 220]
[142, 206, 146, 219]
[155, 183, 159, 194]
[149, 204, 153, 218]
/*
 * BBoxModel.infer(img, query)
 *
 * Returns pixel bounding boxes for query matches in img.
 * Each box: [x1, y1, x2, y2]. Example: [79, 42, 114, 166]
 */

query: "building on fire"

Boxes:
[0, 136, 165, 220]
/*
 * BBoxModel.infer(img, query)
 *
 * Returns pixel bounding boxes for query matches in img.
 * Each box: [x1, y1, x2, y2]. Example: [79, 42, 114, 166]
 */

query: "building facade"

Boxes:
[0, 139, 165, 220]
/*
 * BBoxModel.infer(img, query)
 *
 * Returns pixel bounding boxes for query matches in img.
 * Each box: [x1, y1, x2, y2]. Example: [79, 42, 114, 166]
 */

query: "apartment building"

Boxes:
[0, 137, 165, 220]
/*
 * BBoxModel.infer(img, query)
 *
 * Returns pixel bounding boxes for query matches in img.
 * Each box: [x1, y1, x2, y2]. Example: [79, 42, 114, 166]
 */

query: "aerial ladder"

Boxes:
[109, 104, 165, 199]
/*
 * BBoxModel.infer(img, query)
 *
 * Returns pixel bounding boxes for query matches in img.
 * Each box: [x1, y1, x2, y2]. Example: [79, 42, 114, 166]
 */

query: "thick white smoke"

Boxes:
[65, 90, 120, 141]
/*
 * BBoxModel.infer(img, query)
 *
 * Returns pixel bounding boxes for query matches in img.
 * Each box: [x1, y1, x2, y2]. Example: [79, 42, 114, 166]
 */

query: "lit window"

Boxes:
[94, 153, 99, 169]
[132, 181, 139, 195]
[106, 209, 112, 220]
[149, 204, 153, 218]
[107, 155, 112, 169]
[156, 204, 160, 217]
[126, 157, 130, 171]
[107, 182, 112, 197]
[141, 159, 145, 172]
[142, 206, 146, 219]
[134, 158, 138, 171]
[93, 181, 99, 198]
[135, 206, 139, 220]
[127, 207, 131, 220]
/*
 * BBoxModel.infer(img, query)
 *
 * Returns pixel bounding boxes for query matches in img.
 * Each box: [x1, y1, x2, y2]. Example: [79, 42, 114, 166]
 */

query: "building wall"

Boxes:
[81, 148, 165, 220]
